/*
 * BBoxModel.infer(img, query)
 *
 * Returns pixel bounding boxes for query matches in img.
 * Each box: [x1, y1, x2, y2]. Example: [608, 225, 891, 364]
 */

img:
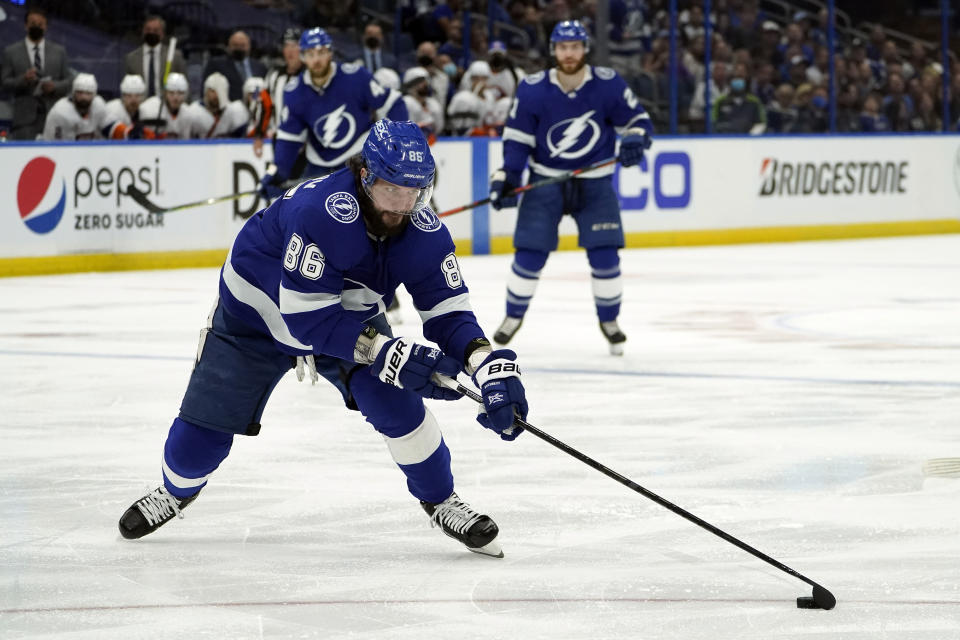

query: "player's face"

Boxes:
[554, 40, 586, 74]
[73, 90, 93, 114]
[122, 93, 143, 113]
[166, 90, 185, 110]
[204, 87, 220, 111]
[302, 47, 332, 77]
[360, 169, 420, 235]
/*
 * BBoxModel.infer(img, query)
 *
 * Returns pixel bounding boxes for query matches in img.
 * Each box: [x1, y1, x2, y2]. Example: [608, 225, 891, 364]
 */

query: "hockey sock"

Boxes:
[587, 246, 623, 322]
[162, 417, 235, 499]
[506, 248, 549, 318]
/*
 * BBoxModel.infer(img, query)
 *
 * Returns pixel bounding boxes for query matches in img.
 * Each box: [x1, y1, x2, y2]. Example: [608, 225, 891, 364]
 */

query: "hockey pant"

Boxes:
[161, 302, 454, 504]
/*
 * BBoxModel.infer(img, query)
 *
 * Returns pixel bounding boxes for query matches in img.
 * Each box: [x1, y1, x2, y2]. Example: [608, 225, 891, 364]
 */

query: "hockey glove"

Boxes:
[619, 127, 652, 168]
[471, 350, 528, 440]
[489, 168, 521, 210]
[258, 164, 286, 201]
[371, 337, 463, 401]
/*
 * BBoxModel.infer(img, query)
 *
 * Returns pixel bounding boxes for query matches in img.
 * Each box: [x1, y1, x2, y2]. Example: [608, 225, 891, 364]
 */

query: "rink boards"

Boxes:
[2, 135, 959, 276]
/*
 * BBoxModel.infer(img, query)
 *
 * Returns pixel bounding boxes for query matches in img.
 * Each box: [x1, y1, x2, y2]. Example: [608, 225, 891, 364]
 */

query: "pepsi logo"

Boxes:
[18, 157, 66, 234]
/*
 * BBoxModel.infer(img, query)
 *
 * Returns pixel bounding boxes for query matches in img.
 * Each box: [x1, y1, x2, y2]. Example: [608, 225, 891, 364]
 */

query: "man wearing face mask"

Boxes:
[203, 31, 267, 102]
[353, 23, 397, 74]
[414, 41, 451, 110]
[713, 62, 766, 134]
[42, 73, 107, 140]
[1, 7, 72, 140]
[124, 15, 186, 99]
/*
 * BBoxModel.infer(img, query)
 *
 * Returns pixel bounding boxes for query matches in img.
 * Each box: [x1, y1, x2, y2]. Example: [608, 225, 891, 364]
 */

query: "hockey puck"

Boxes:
[796, 596, 820, 609]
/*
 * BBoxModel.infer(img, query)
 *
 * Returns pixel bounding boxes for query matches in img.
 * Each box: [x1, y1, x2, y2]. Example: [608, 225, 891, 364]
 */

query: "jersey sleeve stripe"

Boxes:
[279, 285, 341, 314]
[617, 112, 652, 134]
[502, 127, 536, 147]
[222, 248, 312, 350]
[375, 88, 403, 119]
[277, 128, 308, 142]
[416, 292, 474, 322]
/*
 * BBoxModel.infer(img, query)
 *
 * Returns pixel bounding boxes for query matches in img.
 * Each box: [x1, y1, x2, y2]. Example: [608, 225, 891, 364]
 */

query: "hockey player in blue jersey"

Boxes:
[489, 20, 653, 355]
[119, 120, 528, 558]
[258, 27, 409, 199]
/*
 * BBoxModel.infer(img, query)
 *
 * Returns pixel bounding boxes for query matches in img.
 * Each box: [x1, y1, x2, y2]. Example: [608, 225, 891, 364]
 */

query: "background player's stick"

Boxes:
[126, 177, 303, 215]
[437, 156, 620, 218]
[437, 375, 837, 611]
[156, 37, 176, 122]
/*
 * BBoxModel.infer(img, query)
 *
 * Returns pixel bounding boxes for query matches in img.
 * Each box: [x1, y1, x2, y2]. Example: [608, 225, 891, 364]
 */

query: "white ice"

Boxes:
[1, 235, 958, 639]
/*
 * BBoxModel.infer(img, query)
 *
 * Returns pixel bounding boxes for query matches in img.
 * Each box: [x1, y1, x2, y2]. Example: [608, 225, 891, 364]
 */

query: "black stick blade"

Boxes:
[125, 185, 164, 214]
[813, 584, 837, 610]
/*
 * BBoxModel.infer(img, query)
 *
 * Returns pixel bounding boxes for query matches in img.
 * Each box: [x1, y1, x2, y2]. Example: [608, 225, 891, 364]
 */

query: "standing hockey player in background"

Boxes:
[489, 20, 652, 355]
[119, 119, 528, 558]
[258, 27, 408, 199]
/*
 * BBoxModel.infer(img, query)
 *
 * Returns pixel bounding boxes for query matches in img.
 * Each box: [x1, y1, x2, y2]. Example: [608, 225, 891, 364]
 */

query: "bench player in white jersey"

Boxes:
[489, 20, 653, 354]
[138, 73, 212, 139]
[102, 74, 146, 139]
[202, 72, 249, 138]
[42, 73, 106, 140]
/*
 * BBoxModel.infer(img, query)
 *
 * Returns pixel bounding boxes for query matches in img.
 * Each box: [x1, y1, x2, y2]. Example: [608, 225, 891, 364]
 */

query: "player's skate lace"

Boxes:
[426, 494, 483, 535]
[135, 486, 185, 526]
[493, 316, 523, 345]
[295, 354, 318, 384]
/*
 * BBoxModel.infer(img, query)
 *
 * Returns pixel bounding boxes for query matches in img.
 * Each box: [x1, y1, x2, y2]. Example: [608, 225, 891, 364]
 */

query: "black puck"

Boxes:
[797, 596, 819, 609]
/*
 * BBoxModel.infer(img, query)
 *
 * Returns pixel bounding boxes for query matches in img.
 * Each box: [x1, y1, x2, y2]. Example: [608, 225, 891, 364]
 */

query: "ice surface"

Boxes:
[1, 235, 958, 639]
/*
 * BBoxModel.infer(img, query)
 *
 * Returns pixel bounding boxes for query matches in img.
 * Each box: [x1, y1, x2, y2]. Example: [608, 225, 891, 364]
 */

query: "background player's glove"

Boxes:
[258, 164, 286, 200]
[619, 127, 652, 168]
[471, 350, 528, 440]
[489, 168, 521, 210]
[371, 337, 463, 400]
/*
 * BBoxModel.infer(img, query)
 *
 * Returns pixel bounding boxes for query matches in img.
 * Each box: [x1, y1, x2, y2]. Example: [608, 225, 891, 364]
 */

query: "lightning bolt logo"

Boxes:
[546, 111, 601, 160]
[313, 105, 357, 150]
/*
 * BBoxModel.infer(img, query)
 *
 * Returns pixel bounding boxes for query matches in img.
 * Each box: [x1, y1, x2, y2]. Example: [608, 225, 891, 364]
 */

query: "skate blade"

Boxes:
[468, 539, 504, 558]
[608, 343, 624, 356]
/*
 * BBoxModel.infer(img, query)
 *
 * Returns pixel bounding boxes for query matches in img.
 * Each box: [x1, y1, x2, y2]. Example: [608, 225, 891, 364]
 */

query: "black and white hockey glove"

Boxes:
[370, 337, 463, 401]
[471, 349, 528, 440]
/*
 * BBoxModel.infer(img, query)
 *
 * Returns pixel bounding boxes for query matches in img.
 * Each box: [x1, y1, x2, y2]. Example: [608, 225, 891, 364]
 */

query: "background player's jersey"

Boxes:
[206, 100, 249, 138]
[42, 96, 106, 140]
[501, 66, 651, 178]
[138, 98, 213, 139]
[219, 169, 483, 363]
[274, 62, 407, 176]
[102, 98, 134, 139]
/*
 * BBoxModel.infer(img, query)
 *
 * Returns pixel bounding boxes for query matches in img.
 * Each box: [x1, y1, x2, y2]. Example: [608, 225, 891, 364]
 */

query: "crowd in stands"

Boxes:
[1, 0, 958, 142]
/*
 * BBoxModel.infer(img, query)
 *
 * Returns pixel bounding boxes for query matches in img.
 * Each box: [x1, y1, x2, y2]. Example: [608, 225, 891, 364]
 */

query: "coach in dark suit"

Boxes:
[0, 7, 72, 140]
[124, 15, 187, 98]
[202, 31, 266, 102]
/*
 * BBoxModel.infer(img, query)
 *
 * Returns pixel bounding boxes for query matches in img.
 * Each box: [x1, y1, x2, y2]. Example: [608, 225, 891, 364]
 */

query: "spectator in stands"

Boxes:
[689, 61, 729, 123]
[751, 21, 784, 69]
[203, 31, 267, 102]
[202, 72, 250, 137]
[908, 92, 941, 131]
[124, 15, 186, 99]
[401, 67, 444, 139]
[806, 46, 830, 87]
[431, 0, 465, 43]
[882, 72, 913, 131]
[486, 40, 524, 101]
[0, 7, 72, 140]
[859, 93, 890, 132]
[765, 83, 796, 133]
[778, 22, 813, 64]
[469, 21, 489, 63]
[790, 83, 822, 133]
[42, 73, 106, 141]
[414, 41, 452, 109]
[753, 61, 777, 104]
[904, 42, 930, 80]
[439, 17, 467, 70]
[866, 25, 885, 62]
[785, 55, 809, 87]
[713, 62, 766, 134]
[103, 74, 147, 139]
[948, 71, 960, 124]
[355, 22, 396, 73]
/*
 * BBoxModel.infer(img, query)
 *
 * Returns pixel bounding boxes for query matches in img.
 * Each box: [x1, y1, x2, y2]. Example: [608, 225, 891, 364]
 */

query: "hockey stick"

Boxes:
[437, 376, 838, 611]
[126, 177, 303, 215]
[437, 156, 619, 218]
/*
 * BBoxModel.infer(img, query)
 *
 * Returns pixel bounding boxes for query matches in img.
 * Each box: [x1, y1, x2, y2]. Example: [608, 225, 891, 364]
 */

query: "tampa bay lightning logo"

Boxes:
[546, 110, 601, 159]
[325, 192, 359, 223]
[313, 104, 356, 149]
[411, 208, 441, 232]
[595, 66, 616, 80]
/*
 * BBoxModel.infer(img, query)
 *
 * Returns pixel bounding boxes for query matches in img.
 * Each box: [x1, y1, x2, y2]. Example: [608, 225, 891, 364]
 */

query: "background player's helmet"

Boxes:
[299, 27, 332, 52]
[165, 73, 188, 93]
[120, 74, 146, 96]
[361, 119, 435, 215]
[73, 73, 98, 94]
[550, 19, 590, 53]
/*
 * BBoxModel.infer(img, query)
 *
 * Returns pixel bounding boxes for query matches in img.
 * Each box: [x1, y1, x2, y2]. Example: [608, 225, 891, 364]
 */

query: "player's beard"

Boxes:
[309, 59, 332, 83]
[557, 57, 586, 75]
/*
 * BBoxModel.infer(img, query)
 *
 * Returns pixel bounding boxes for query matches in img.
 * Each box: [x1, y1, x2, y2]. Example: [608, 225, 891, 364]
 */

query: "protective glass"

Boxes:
[361, 171, 433, 216]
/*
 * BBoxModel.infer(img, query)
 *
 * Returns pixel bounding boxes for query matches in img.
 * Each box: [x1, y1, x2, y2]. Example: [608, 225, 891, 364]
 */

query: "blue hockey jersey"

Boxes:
[274, 62, 408, 177]
[501, 66, 651, 178]
[218, 169, 484, 364]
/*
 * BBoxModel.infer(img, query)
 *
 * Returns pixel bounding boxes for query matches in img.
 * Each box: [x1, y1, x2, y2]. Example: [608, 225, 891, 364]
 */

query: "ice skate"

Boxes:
[599, 320, 627, 355]
[118, 486, 199, 540]
[421, 492, 503, 558]
[493, 316, 523, 346]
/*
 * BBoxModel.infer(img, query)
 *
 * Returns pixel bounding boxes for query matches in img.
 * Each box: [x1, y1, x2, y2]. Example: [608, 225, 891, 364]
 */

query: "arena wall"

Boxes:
[2, 136, 958, 277]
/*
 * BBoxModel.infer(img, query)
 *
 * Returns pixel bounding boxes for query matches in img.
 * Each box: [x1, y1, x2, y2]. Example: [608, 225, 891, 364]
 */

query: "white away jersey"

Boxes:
[42, 95, 106, 140]
[206, 100, 250, 138]
[501, 66, 652, 177]
[138, 97, 214, 139]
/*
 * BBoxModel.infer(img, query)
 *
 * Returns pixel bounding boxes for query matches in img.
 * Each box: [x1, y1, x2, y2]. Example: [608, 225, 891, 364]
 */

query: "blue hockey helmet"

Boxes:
[299, 27, 332, 51]
[361, 119, 435, 215]
[550, 20, 590, 52]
